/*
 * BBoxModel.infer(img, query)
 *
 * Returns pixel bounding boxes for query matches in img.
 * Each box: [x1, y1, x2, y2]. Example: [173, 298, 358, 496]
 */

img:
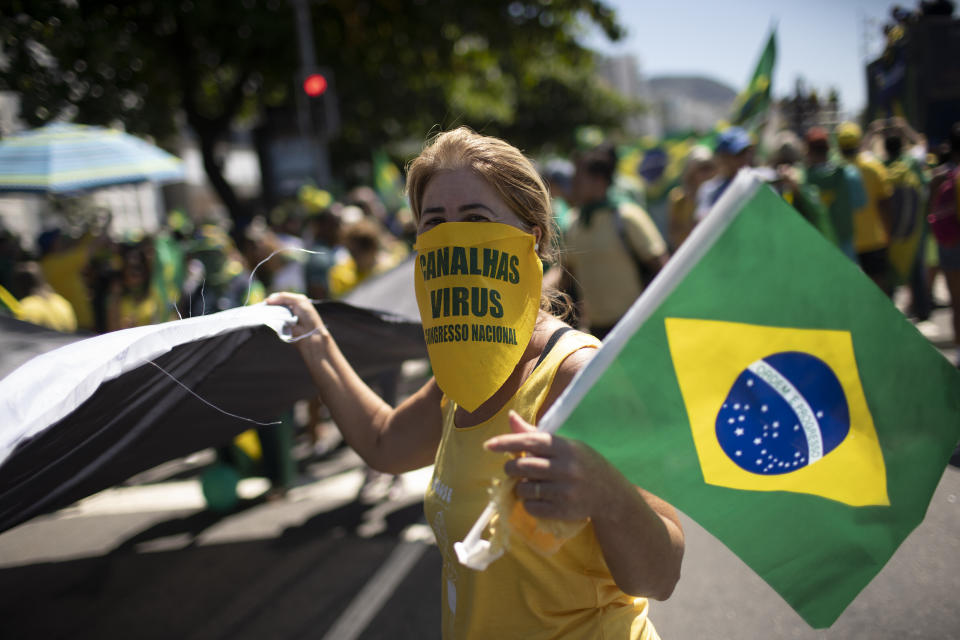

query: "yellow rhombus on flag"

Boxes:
[666, 317, 887, 507]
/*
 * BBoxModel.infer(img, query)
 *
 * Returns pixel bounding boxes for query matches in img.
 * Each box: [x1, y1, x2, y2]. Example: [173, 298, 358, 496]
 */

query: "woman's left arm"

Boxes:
[484, 349, 685, 600]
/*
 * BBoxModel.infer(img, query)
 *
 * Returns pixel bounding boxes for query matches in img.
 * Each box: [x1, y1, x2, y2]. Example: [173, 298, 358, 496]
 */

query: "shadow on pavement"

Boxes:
[0, 495, 440, 640]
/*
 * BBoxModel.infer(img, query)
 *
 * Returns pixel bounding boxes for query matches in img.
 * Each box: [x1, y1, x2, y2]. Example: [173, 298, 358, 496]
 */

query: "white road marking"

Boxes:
[321, 524, 435, 640]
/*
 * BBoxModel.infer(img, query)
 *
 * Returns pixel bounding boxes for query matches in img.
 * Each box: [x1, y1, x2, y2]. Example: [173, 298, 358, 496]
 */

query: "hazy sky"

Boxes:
[584, 0, 896, 116]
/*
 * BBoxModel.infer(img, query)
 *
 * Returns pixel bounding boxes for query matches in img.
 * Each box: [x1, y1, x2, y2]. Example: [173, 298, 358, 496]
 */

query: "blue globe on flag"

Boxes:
[715, 351, 850, 475]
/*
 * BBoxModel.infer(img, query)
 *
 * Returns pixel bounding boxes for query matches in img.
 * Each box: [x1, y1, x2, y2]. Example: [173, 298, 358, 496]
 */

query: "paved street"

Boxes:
[1, 297, 958, 639]
[0, 446, 442, 640]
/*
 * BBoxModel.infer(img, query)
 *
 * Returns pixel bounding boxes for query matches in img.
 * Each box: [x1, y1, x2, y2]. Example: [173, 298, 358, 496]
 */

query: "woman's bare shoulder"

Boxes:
[537, 315, 598, 370]
[537, 324, 599, 418]
[556, 331, 598, 378]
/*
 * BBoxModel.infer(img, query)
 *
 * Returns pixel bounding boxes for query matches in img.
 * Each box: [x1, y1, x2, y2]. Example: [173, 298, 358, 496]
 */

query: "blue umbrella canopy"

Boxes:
[0, 122, 185, 194]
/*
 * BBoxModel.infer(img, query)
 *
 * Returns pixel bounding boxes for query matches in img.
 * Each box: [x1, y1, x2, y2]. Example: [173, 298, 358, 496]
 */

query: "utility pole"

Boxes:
[289, 0, 330, 187]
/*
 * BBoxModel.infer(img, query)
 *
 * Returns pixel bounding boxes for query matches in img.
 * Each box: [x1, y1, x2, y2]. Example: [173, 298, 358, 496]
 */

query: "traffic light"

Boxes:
[299, 68, 340, 141]
[302, 73, 328, 98]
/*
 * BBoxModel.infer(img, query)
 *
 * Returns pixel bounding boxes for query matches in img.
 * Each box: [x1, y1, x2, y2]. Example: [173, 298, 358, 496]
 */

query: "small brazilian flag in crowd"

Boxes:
[547, 172, 960, 627]
[0, 284, 21, 318]
[372, 149, 407, 213]
[730, 29, 777, 128]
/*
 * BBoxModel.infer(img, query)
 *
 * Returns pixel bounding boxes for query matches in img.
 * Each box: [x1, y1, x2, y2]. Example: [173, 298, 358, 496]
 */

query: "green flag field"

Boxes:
[730, 29, 777, 128]
[544, 172, 960, 628]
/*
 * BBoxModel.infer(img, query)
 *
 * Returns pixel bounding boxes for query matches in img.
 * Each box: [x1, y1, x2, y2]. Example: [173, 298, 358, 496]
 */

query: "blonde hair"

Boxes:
[406, 127, 570, 317]
[406, 127, 557, 264]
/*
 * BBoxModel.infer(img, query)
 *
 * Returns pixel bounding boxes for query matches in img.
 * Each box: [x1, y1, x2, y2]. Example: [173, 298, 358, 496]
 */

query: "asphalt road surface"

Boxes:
[1, 301, 958, 639]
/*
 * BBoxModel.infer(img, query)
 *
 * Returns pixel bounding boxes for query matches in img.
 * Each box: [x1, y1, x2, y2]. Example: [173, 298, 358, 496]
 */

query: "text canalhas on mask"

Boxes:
[419, 245, 522, 346]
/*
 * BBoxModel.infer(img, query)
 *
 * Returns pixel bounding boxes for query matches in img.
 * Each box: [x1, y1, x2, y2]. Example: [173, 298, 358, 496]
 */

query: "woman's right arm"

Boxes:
[267, 292, 443, 474]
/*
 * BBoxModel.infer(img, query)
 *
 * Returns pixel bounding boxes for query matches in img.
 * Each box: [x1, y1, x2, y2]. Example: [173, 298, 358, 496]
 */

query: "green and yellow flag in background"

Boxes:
[0, 284, 21, 319]
[372, 149, 407, 213]
[730, 29, 777, 128]
[457, 171, 960, 628]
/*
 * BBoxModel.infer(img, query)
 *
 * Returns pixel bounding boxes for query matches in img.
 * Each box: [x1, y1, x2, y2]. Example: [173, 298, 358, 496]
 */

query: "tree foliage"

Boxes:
[1, 0, 633, 222]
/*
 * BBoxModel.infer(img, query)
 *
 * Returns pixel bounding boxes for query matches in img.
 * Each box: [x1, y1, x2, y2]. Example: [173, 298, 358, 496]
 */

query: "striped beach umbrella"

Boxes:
[0, 122, 185, 194]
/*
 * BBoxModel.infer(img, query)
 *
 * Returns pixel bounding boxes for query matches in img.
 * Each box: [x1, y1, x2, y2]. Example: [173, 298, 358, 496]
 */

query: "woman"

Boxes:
[328, 217, 401, 297]
[268, 127, 683, 639]
[107, 244, 161, 331]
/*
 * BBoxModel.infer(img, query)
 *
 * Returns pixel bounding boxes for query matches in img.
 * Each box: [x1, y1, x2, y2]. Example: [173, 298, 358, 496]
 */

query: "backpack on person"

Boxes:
[611, 202, 658, 288]
[927, 164, 960, 247]
[885, 159, 923, 241]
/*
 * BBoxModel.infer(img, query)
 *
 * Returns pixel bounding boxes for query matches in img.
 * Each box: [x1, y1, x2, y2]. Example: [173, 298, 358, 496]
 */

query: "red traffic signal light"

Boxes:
[303, 73, 328, 97]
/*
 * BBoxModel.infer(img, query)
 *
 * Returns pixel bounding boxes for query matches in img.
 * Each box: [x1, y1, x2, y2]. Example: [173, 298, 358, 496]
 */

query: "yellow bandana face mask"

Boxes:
[414, 222, 543, 412]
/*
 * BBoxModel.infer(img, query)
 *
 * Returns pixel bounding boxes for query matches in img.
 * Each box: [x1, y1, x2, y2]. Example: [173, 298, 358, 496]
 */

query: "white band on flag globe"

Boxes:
[747, 359, 825, 463]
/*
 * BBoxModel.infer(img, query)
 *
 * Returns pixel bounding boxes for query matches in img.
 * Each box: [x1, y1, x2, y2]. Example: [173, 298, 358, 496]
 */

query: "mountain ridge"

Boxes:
[647, 75, 738, 105]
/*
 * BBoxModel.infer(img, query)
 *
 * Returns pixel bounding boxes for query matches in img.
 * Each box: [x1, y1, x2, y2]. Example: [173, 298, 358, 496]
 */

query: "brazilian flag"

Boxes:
[372, 149, 407, 213]
[730, 29, 777, 128]
[541, 173, 960, 627]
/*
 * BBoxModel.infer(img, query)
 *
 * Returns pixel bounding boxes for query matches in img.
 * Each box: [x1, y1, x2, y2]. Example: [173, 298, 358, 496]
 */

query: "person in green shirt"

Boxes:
[836, 122, 895, 296]
[804, 127, 867, 262]
[768, 130, 837, 245]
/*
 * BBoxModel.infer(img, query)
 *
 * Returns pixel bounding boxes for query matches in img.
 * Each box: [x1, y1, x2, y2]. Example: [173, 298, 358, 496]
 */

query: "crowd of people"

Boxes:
[542, 118, 960, 367]
[3, 118, 957, 350]
[0, 182, 415, 500]
[584, 118, 960, 362]
[0, 190, 414, 329]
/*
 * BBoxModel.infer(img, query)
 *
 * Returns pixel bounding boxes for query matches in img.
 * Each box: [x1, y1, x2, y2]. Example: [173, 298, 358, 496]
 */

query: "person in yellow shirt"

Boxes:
[37, 229, 96, 331]
[561, 145, 669, 339]
[37, 213, 112, 332]
[327, 218, 403, 297]
[106, 245, 161, 331]
[837, 122, 895, 295]
[11, 261, 78, 332]
[268, 127, 683, 639]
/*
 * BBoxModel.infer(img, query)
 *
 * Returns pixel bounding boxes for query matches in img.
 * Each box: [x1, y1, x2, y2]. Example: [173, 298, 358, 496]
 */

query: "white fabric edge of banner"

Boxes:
[0, 303, 296, 468]
[453, 170, 765, 570]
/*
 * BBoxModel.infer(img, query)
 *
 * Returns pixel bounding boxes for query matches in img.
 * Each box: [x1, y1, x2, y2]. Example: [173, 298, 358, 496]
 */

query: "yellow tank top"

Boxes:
[423, 329, 659, 640]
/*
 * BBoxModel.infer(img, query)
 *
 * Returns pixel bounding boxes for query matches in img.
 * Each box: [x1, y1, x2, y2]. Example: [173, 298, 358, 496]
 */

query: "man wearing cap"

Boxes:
[837, 122, 894, 294]
[695, 126, 754, 222]
[560, 145, 668, 339]
[805, 126, 867, 262]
